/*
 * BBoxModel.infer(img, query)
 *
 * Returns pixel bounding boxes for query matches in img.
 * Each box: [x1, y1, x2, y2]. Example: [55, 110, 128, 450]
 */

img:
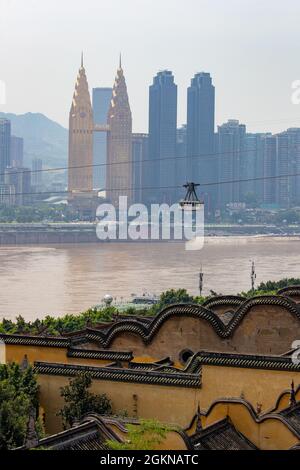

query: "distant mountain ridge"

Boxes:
[0, 112, 68, 168]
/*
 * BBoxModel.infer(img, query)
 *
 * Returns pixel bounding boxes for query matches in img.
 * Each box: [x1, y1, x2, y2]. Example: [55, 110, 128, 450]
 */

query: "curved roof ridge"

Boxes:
[1, 294, 300, 349]
[187, 397, 300, 440]
[80, 295, 300, 347]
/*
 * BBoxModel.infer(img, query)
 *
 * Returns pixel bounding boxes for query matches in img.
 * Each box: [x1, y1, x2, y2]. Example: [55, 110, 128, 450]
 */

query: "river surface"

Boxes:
[0, 236, 299, 320]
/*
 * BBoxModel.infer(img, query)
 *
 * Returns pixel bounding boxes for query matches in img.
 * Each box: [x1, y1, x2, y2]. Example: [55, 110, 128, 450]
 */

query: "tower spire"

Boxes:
[119, 52, 122, 70]
[81, 51, 84, 68]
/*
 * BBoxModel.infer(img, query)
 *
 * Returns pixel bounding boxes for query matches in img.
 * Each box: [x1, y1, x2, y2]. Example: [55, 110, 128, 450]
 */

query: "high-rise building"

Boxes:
[10, 135, 24, 168]
[0, 184, 15, 206]
[239, 133, 265, 203]
[175, 125, 187, 199]
[261, 135, 277, 207]
[216, 120, 246, 208]
[107, 58, 132, 207]
[0, 119, 11, 183]
[68, 55, 93, 197]
[4, 167, 31, 206]
[276, 132, 290, 208]
[284, 128, 300, 206]
[31, 158, 43, 188]
[146, 70, 177, 204]
[132, 133, 148, 203]
[92, 87, 112, 190]
[256, 129, 300, 209]
[187, 72, 215, 211]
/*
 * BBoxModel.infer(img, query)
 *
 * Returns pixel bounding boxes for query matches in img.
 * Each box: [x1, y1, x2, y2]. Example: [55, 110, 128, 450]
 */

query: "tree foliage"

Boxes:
[0, 203, 88, 223]
[0, 363, 40, 450]
[107, 419, 172, 450]
[58, 373, 112, 428]
[239, 278, 300, 298]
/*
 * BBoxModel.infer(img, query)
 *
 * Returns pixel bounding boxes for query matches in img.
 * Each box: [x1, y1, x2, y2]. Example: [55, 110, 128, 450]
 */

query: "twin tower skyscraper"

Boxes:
[145, 70, 215, 206]
[68, 55, 132, 208]
[68, 55, 215, 210]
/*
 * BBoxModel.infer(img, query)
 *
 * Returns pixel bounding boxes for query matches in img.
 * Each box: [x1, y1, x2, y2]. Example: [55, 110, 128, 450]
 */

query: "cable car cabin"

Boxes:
[179, 200, 204, 210]
[179, 182, 204, 211]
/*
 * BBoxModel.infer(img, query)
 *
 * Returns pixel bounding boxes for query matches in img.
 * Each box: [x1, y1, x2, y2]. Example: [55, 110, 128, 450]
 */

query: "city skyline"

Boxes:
[1, 0, 300, 134]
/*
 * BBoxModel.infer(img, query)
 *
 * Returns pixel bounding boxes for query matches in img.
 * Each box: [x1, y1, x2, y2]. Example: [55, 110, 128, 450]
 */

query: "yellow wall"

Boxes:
[201, 402, 299, 450]
[5, 344, 115, 368]
[200, 365, 300, 413]
[4, 341, 300, 449]
[0, 340, 6, 364]
[37, 362, 300, 436]
[38, 374, 199, 435]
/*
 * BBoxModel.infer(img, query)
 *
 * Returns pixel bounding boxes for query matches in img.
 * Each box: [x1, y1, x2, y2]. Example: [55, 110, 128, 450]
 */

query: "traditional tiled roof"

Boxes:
[281, 404, 300, 434]
[34, 360, 201, 388]
[191, 418, 257, 450]
[278, 286, 300, 300]
[67, 295, 300, 348]
[67, 348, 133, 362]
[186, 395, 300, 450]
[202, 296, 245, 310]
[128, 357, 174, 371]
[278, 285, 300, 294]
[187, 351, 300, 372]
[1, 293, 300, 351]
[17, 415, 123, 450]
[0, 332, 134, 361]
[0, 333, 69, 348]
[17, 413, 192, 451]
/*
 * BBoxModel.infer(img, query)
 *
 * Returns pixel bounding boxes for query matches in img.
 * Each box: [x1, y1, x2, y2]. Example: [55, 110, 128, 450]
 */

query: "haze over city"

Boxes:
[1, 0, 300, 133]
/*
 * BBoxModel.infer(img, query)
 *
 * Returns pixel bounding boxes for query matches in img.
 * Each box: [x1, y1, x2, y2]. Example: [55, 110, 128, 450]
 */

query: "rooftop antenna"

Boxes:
[199, 265, 204, 297]
[251, 260, 256, 291]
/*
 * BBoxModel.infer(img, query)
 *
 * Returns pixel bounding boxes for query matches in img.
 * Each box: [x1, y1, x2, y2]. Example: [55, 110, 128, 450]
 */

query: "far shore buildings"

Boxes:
[67, 56, 300, 216]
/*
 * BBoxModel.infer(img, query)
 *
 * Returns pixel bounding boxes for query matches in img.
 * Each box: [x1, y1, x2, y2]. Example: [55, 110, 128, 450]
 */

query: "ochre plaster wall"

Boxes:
[109, 305, 300, 360]
[5, 344, 114, 367]
[38, 374, 199, 435]
[201, 365, 300, 412]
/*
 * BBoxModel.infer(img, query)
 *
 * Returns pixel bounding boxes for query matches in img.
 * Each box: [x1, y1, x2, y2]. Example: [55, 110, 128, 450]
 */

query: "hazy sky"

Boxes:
[1, 0, 300, 133]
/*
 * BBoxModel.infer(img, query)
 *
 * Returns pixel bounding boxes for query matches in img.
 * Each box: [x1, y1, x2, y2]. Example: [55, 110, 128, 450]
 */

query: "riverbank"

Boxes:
[0, 222, 299, 245]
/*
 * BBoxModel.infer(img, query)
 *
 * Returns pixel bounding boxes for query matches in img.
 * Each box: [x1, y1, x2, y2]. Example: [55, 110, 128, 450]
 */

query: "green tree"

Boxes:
[107, 419, 172, 450]
[58, 373, 112, 428]
[150, 289, 194, 315]
[0, 363, 41, 450]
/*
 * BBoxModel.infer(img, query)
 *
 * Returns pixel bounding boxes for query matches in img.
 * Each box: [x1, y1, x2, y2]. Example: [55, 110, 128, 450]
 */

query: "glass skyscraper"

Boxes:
[216, 120, 246, 208]
[0, 119, 11, 183]
[146, 70, 177, 204]
[10, 135, 24, 168]
[187, 73, 215, 212]
[92, 87, 112, 190]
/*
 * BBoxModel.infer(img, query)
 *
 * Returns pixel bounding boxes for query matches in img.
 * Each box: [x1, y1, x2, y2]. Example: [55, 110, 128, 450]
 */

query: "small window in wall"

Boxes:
[179, 348, 194, 365]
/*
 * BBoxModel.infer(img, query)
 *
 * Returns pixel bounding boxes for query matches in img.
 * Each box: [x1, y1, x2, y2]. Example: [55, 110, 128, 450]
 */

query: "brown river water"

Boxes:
[0, 236, 299, 320]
